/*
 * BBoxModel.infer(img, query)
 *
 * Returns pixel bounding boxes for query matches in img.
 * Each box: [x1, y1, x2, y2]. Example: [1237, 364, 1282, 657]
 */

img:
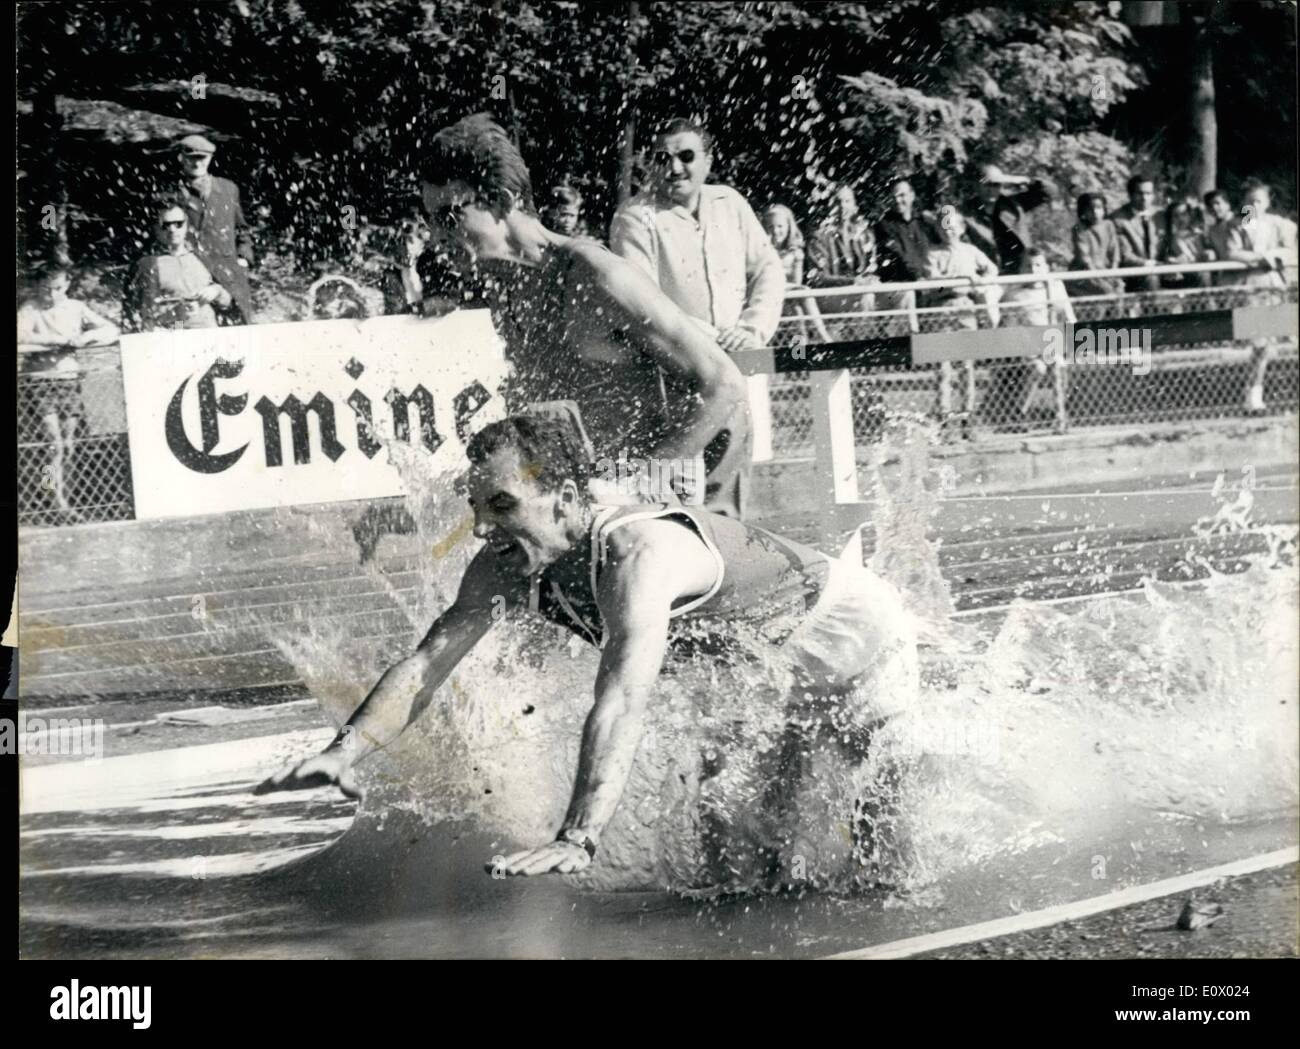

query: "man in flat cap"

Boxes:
[965, 162, 1052, 274]
[173, 134, 256, 324]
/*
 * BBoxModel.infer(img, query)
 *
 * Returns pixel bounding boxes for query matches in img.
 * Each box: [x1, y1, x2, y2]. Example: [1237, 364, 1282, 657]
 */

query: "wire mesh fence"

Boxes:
[18, 348, 135, 528]
[17, 276, 1299, 528]
[767, 278, 1299, 459]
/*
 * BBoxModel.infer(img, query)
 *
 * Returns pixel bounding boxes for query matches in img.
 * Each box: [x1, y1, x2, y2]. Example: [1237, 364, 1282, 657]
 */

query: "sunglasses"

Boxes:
[161, 219, 187, 229]
[653, 149, 698, 167]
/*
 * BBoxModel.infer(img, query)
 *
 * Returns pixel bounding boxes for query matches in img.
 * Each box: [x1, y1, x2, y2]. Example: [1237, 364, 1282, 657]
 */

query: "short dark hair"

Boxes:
[149, 193, 189, 220]
[31, 259, 72, 284]
[547, 184, 583, 208]
[1126, 174, 1155, 196]
[654, 117, 713, 155]
[465, 414, 590, 494]
[418, 113, 534, 212]
[1076, 192, 1106, 220]
[1203, 188, 1229, 207]
[889, 176, 915, 193]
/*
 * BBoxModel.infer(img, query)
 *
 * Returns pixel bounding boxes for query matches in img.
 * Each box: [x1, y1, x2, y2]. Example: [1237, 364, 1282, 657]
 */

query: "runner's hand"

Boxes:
[254, 748, 364, 800]
[486, 841, 592, 878]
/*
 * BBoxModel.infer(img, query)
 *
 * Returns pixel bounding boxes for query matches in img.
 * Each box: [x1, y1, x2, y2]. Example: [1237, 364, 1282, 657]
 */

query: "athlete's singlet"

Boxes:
[529, 503, 832, 657]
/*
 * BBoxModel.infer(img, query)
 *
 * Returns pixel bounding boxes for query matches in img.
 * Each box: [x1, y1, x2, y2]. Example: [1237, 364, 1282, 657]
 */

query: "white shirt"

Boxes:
[609, 183, 785, 344]
[1230, 212, 1299, 288]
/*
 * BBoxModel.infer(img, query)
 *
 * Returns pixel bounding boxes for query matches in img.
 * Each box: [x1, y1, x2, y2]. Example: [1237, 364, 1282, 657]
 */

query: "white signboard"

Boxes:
[120, 311, 509, 519]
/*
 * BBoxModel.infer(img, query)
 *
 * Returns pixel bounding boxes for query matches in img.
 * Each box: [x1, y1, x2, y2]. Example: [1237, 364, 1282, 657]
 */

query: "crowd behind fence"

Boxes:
[17, 262, 1299, 529]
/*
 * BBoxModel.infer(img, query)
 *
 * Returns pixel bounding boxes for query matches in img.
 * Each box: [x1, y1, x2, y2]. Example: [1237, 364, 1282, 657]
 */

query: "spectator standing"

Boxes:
[172, 134, 256, 324]
[874, 178, 934, 283]
[762, 203, 831, 343]
[1231, 181, 1299, 288]
[808, 184, 877, 282]
[1158, 200, 1212, 290]
[1110, 174, 1162, 293]
[609, 117, 783, 507]
[1228, 181, 1298, 412]
[807, 184, 879, 320]
[925, 206, 999, 427]
[17, 260, 119, 520]
[1201, 189, 1240, 282]
[609, 118, 784, 354]
[965, 163, 1051, 274]
[543, 184, 589, 239]
[997, 249, 1076, 431]
[380, 212, 433, 315]
[873, 177, 936, 328]
[122, 198, 234, 332]
[1068, 193, 1124, 301]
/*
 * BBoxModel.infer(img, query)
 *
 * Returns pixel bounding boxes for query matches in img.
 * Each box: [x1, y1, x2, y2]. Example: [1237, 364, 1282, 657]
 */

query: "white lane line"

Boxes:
[942, 483, 1297, 502]
[822, 846, 1299, 960]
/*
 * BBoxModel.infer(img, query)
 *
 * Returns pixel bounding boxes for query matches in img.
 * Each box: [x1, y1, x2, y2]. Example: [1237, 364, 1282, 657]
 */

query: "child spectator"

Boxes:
[925, 206, 999, 428]
[762, 203, 832, 343]
[998, 249, 1076, 431]
[17, 259, 119, 520]
[379, 213, 433, 315]
[1228, 181, 1298, 412]
[542, 183, 589, 238]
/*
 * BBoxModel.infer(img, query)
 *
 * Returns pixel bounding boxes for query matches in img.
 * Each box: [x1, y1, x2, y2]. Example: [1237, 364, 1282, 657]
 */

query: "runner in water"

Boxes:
[416, 113, 751, 516]
[259, 415, 919, 881]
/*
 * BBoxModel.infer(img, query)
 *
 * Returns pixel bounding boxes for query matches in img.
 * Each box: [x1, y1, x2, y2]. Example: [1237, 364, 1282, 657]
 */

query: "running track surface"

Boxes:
[18, 472, 1299, 958]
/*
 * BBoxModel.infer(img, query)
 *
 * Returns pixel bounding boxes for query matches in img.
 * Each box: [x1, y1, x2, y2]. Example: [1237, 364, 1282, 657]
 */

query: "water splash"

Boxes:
[269, 425, 1299, 899]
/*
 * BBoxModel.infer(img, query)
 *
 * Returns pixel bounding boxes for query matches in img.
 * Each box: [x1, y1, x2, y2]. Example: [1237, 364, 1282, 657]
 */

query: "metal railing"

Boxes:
[761, 260, 1298, 458]
[16, 260, 1299, 529]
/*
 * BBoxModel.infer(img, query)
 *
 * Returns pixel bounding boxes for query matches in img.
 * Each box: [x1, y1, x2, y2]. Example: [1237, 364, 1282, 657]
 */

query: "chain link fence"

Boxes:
[17, 276, 1299, 528]
[18, 346, 134, 528]
[768, 279, 1299, 459]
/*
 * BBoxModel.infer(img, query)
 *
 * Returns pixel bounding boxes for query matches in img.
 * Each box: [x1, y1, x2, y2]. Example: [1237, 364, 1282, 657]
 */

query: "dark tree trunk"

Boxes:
[29, 82, 70, 264]
[617, 0, 640, 204]
[1188, 22, 1217, 196]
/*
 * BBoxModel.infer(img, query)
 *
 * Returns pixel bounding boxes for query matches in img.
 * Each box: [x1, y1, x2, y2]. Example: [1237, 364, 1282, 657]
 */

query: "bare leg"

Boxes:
[61, 413, 82, 519]
[798, 299, 833, 343]
[1245, 340, 1272, 412]
[937, 361, 954, 419]
[1052, 362, 1069, 433]
[41, 412, 70, 513]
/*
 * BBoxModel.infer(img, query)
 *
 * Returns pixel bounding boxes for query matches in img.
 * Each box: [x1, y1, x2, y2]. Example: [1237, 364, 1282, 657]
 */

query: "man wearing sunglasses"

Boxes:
[610, 119, 783, 358]
[609, 119, 784, 515]
[171, 134, 256, 324]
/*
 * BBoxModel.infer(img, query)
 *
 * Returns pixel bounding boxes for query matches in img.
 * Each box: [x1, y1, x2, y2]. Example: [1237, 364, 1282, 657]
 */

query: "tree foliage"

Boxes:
[14, 0, 1296, 270]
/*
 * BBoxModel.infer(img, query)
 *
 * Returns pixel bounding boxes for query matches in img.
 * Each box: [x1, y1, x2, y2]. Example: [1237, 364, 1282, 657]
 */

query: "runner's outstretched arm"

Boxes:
[255, 550, 514, 798]
[494, 520, 713, 877]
